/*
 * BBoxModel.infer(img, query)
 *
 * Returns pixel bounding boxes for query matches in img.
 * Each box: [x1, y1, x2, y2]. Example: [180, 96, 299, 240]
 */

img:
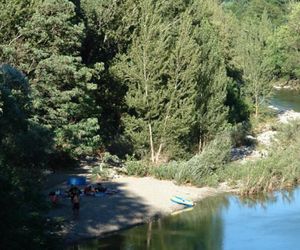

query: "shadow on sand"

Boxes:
[45, 170, 153, 246]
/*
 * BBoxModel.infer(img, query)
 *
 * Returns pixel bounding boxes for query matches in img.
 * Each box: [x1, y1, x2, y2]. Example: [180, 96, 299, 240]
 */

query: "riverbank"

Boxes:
[47, 103, 300, 245]
[46, 174, 233, 245]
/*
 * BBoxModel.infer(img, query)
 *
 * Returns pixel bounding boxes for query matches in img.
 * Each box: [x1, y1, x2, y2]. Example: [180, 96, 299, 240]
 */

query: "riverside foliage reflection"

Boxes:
[70, 188, 300, 250]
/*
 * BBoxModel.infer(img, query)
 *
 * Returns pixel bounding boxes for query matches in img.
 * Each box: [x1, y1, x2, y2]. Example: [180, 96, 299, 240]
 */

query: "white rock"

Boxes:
[256, 131, 277, 146]
[278, 110, 300, 124]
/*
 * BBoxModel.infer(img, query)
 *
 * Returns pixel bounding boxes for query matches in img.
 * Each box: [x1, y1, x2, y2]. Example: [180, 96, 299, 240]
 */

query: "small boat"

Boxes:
[171, 196, 194, 207]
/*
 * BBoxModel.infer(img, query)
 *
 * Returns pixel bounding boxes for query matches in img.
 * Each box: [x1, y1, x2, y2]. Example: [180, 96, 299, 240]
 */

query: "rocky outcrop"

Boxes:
[231, 107, 300, 162]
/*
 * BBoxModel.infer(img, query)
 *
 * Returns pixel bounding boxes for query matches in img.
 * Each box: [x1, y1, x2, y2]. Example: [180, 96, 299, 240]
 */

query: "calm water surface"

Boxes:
[72, 189, 300, 250]
[271, 89, 300, 111]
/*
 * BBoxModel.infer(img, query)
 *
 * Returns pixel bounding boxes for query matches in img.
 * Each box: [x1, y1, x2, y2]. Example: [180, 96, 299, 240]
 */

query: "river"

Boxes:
[271, 89, 300, 111]
[70, 89, 300, 250]
[70, 189, 300, 250]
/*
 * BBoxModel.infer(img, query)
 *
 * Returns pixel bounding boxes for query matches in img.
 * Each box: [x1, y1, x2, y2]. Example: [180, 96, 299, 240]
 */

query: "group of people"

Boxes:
[48, 182, 108, 217]
[84, 183, 107, 196]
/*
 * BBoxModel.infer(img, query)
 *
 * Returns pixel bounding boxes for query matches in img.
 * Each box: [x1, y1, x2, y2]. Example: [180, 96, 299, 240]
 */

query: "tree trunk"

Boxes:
[255, 95, 259, 118]
[155, 143, 163, 164]
[148, 123, 155, 163]
[198, 135, 202, 154]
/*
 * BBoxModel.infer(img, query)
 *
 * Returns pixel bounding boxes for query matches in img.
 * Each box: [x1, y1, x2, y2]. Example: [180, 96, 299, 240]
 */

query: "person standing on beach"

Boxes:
[72, 193, 80, 217]
[68, 185, 81, 218]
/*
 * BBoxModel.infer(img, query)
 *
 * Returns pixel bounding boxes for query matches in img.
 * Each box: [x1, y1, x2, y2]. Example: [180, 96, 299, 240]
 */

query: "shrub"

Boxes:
[185, 131, 232, 185]
[151, 161, 179, 180]
[152, 131, 233, 186]
[102, 152, 122, 166]
[125, 160, 149, 177]
[91, 163, 110, 180]
[230, 122, 253, 147]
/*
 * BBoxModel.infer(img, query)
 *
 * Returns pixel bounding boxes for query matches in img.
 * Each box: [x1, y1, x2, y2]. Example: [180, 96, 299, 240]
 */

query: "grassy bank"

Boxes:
[122, 120, 300, 196]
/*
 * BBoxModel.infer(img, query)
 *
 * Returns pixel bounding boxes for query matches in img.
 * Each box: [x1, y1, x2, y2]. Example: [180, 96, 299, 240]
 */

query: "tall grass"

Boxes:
[212, 121, 300, 194]
[151, 131, 232, 186]
[126, 121, 300, 195]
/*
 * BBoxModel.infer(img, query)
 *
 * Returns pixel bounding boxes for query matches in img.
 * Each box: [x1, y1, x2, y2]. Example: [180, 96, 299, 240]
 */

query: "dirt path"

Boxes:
[46, 173, 231, 244]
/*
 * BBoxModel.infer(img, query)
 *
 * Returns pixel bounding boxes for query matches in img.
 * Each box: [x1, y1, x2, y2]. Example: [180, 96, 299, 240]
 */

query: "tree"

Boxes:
[158, 10, 200, 159]
[1, 0, 102, 157]
[79, 0, 130, 146]
[191, 1, 229, 151]
[0, 0, 39, 44]
[0, 64, 55, 249]
[235, 12, 274, 117]
[273, 2, 300, 81]
[113, 0, 171, 162]
[223, 0, 289, 26]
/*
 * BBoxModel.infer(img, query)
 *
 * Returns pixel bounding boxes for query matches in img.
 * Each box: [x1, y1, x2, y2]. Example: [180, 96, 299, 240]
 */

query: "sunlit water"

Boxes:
[271, 89, 300, 111]
[70, 189, 300, 250]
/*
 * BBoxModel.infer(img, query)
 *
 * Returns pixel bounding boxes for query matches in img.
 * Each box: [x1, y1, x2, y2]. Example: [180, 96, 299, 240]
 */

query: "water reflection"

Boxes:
[70, 188, 300, 250]
[69, 196, 228, 250]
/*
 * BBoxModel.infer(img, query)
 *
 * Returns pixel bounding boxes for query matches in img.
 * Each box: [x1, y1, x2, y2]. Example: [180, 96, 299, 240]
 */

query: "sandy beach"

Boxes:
[45, 172, 231, 244]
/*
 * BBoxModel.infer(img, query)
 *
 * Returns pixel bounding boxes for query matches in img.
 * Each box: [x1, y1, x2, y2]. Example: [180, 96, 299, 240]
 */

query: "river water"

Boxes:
[271, 89, 300, 111]
[71, 89, 300, 250]
[72, 189, 300, 250]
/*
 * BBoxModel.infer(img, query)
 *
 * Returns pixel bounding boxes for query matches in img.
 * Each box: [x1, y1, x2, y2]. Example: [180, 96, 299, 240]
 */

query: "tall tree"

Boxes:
[0, 0, 102, 157]
[235, 12, 274, 117]
[191, 1, 229, 151]
[79, 0, 130, 146]
[113, 0, 171, 162]
[158, 10, 200, 159]
[274, 2, 300, 81]
[0, 64, 55, 249]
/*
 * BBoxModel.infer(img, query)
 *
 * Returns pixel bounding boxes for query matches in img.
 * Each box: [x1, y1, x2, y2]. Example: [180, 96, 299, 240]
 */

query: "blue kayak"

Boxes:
[171, 196, 194, 207]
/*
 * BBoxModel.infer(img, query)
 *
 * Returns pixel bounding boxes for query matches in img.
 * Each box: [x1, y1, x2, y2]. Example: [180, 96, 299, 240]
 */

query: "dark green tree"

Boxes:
[1, 0, 102, 157]
[0, 64, 56, 249]
[235, 12, 274, 117]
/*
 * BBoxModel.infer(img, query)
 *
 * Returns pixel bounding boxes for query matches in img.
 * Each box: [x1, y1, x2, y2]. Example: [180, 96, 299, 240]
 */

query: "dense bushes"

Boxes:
[150, 132, 232, 186]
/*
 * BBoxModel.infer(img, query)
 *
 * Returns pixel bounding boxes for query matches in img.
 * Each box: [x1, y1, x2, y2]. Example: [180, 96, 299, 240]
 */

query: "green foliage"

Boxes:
[151, 131, 232, 186]
[113, 0, 230, 161]
[0, 65, 59, 249]
[102, 152, 122, 166]
[230, 122, 252, 147]
[0, 64, 53, 168]
[125, 160, 149, 177]
[223, 0, 289, 26]
[1, 0, 102, 157]
[235, 11, 274, 117]
[151, 161, 179, 180]
[80, 0, 129, 144]
[271, 2, 300, 81]
[206, 120, 300, 194]
[91, 163, 110, 180]
[182, 131, 232, 185]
